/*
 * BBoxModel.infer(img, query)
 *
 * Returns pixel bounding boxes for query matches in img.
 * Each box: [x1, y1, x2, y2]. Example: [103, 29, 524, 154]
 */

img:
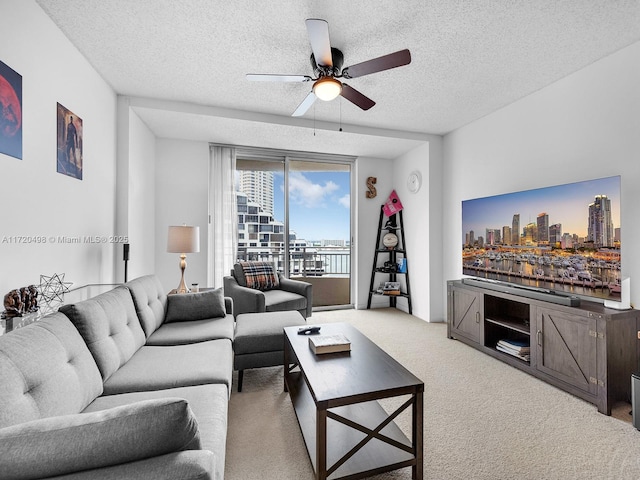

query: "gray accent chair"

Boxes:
[223, 263, 313, 318]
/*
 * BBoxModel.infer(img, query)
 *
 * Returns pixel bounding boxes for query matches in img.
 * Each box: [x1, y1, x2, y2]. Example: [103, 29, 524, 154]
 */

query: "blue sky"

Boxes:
[272, 170, 350, 242]
[462, 176, 621, 242]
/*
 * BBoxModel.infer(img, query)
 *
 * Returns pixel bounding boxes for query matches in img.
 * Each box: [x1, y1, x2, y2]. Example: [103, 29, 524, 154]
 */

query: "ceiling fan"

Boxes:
[246, 18, 411, 117]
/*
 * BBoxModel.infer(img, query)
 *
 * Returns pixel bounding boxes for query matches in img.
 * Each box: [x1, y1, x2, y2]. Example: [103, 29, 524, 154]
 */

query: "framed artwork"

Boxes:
[0, 59, 22, 160]
[56, 102, 83, 180]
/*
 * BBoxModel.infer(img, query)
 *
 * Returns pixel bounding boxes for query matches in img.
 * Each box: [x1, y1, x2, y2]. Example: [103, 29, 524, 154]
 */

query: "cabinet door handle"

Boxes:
[476, 312, 480, 323]
[537, 330, 542, 347]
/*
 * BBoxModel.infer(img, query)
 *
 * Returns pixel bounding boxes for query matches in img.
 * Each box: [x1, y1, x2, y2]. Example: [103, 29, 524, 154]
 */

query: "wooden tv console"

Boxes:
[447, 280, 639, 415]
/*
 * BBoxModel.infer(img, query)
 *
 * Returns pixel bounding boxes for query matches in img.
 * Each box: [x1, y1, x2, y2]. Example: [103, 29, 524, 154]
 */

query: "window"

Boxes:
[234, 148, 354, 307]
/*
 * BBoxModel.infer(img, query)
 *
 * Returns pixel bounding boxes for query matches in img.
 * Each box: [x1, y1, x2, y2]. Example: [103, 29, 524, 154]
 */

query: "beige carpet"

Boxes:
[225, 308, 640, 480]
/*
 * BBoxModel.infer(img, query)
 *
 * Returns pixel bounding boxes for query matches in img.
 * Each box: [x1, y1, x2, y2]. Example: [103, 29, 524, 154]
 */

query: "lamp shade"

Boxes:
[313, 77, 342, 101]
[167, 225, 200, 253]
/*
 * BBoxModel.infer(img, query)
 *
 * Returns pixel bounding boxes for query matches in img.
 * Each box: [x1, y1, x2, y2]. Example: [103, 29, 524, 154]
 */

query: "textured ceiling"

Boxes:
[36, 0, 640, 158]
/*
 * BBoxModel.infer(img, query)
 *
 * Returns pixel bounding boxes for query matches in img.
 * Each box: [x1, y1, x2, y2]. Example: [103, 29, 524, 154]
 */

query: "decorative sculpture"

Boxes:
[39, 273, 72, 312]
[3, 289, 23, 317]
[2, 284, 39, 318]
[28, 284, 39, 312]
[366, 176, 377, 198]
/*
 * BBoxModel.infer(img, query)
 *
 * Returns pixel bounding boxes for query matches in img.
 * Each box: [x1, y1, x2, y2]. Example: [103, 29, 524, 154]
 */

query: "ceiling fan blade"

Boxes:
[246, 74, 312, 82]
[342, 49, 411, 79]
[292, 91, 317, 117]
[340, 84, 375, 110]
[306, 18, 332, 67]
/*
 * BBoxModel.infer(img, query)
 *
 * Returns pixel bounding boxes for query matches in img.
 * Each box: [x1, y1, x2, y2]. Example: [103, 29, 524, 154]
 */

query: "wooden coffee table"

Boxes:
[284, 323, 423, 480]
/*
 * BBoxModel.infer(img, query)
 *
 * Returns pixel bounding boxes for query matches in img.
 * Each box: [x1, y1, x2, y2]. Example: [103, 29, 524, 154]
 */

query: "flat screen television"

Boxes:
[462, 175, 621, 303]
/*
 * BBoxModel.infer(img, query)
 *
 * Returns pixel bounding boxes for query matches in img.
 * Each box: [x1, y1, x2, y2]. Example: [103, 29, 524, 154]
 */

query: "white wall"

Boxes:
[354, 156, 395, 309]
[0, 1, 117, 294]
[392, 138, 444, 321]
[443, 41, 640, 307]
[125, 109, 157, 280]
[154, 139, 210, 292]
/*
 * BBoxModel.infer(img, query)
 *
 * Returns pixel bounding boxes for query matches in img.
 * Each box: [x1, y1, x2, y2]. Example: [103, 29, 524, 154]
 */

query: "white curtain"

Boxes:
[208, 145, 237, 288]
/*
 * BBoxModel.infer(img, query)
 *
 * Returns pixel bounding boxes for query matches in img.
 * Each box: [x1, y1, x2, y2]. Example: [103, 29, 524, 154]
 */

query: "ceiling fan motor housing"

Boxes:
[310, 47, 344, 77]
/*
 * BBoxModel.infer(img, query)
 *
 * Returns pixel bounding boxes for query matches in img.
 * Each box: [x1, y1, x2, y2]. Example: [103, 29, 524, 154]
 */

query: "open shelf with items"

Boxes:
[447, 279, 639, 415]
[367, 205, 412, 314]
[482, 294, 531, 363]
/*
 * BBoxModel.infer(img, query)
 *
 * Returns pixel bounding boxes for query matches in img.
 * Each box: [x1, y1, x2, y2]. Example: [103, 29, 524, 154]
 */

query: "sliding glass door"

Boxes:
[235, 153, 352, 308]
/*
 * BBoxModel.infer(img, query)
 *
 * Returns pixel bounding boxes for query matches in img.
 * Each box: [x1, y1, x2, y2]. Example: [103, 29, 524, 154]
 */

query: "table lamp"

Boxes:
[167, 225, 200, 293]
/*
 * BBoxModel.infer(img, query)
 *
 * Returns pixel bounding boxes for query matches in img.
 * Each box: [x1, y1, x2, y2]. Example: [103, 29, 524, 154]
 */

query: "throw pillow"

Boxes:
[0, 398, 201, 479]
[165, 288, 226, 322]
[240, 261, 280, 291]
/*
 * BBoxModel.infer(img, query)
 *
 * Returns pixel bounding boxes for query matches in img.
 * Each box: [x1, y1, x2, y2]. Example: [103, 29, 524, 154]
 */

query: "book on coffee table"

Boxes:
[309, 333, 351, 354]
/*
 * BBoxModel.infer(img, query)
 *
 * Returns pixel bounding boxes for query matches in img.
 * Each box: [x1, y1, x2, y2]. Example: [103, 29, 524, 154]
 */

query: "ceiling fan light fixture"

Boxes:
[313, 77, 342, 101]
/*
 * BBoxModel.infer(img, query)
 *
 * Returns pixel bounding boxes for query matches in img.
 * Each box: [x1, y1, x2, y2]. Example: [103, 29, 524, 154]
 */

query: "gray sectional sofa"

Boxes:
[0, 275, 234, 480]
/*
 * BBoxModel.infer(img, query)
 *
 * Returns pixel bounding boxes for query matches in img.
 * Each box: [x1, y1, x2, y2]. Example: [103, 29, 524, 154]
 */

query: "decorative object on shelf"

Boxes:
[22, 285, 38, 313]
[39, 273, 72, 312]
[380, 261, 398, 273]
[365, 176, 377, 198]
[382, 232, 398, 249]
[384, 214, 397, 230]
[398, 258, 407, 273]
[0, 59, 22, 160]
[2, 284, 39, 322]
[3, 289, 23, 317]
[56, 103, 83, 180]
[407, 170, 422, 193]
[3, 290, 21, 316]
[496, 338, 531, 362]
[167, 225, 200, 294]
[382, 189, 403, 217]
[382, 281, 401, 295]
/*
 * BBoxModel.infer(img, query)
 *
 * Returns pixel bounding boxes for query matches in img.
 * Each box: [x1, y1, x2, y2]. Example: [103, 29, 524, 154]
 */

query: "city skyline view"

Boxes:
[271, 170, 351, 242]
[462, 176, 621, 245]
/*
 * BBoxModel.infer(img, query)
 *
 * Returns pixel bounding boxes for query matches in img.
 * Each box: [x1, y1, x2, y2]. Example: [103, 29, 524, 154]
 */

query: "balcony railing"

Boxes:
[237, 247, 350, 277]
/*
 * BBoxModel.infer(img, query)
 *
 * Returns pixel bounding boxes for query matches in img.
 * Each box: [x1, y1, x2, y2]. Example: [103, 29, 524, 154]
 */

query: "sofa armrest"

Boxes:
[0, 398, 202, 480]
[223, 275, 265, 317]
[48, 451, 215, 480]
[278, 276, 311, 296]
[279, 276, 313, 318]
[224, 296, 233, 315]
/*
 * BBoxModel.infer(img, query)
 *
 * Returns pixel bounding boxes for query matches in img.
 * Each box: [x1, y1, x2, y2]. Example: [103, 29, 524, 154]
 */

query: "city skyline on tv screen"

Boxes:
[462, 176, 620, 246]
[461, 175, 621, 301]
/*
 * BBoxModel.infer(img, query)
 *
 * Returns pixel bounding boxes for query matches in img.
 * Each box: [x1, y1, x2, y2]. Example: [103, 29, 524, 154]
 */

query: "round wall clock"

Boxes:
[407, 170, 422, 193]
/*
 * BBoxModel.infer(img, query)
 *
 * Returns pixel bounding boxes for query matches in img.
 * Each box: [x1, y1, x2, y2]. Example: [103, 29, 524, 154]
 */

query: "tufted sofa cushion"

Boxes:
[126, 275, 168, 338]
[0, 313, 103, 429]
[60, 286, 146, 382]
